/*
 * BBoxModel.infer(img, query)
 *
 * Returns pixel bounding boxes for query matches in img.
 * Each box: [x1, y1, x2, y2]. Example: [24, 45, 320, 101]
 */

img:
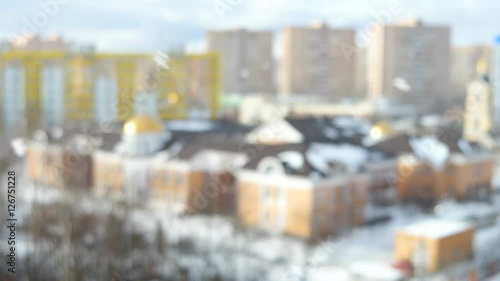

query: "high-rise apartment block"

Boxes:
[0, 36, 221, 134]
[281, 22, 356, 101]
[368, 19, 450, 113]
[206, 28, 274, 95]
[492, 35, 500, 123]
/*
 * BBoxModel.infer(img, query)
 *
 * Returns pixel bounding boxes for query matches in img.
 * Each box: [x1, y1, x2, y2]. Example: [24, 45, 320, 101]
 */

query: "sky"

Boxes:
[0, 0, 499, 54]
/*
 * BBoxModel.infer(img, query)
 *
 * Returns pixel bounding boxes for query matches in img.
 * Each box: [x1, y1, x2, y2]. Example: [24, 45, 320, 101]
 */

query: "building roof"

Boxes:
[174, 136, 246, 160]
[285, 116, 369, 144]
[31, 123, 124, 154]
[369, 134, 413, 156]
[242, 143, 314, 176]
[165, 119, 252, 137]
[241, 141, 388, 178]
[409, 136, 450, 169]
[399, 219, 473, 239]
[306, 142, 370, 173]
[99, 132, 122, 151]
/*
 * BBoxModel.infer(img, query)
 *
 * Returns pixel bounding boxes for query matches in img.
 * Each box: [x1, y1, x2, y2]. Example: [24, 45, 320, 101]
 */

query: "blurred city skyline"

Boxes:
[0, 0, 498, 53]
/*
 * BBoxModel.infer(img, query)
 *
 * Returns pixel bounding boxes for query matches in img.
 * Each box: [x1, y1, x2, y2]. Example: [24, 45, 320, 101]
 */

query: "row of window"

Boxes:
[152, 171, 186, 186]
[313, 210, 363, 230]
[314, 186, 366, 205]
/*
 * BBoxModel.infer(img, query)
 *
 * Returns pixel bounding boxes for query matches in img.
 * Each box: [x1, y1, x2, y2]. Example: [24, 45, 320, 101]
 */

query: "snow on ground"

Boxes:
[309, 265, 351, 281]
[475, 222, 500, 264]
[488, 273, 500, 281]
[14, 161, 500, 281]
[19, 180, 424, 280]
[17, 179, 429, 280]
[349, 262, 405, 281]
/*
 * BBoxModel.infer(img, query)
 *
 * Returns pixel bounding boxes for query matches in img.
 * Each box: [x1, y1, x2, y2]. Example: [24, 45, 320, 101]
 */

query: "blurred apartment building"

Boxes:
[368, 19, 451, 113]
[395, 219, 474, 274]
[463, 59, 495, 147]
[206, 28, 274, 95]
[10, 34, 73, 50]
[0, 35, 222, 134]
[355, 47, 368, 97]
[281, 22, 356, 101]
[493, 35, 500, 123]
[0, 35, 72, 133]
[451, 46, 491, 103]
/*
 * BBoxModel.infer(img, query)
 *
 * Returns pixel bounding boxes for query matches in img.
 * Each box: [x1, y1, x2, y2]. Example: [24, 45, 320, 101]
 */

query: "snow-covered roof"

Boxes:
[306, 142, 369, 174]
[190, 149, 248, 172]
[246, 119, 304, 144]
[277, 151, 305, 171]
[165, 120, 215, 132]
[285, 116, 369, 143]
[399, 219, 473, 239]
[332, 116, 371, 133]
[409, 136, 450, 169]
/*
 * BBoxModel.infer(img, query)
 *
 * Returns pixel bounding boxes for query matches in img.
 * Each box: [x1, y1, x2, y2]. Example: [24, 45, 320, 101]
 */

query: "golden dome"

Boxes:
[123, 115, 164, 135]
[370, 122, 395, 139]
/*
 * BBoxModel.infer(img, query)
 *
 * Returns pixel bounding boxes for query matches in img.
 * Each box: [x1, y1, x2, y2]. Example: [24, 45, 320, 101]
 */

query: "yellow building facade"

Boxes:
[0, 50, 221, 134]
[237, 171, 368, 240]
[397, 154, 494, 202]
[395, 219, 474, 273]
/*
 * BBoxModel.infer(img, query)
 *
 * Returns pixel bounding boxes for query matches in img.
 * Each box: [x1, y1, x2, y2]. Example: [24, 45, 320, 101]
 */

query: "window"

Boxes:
[315, 191, 324, 205]
[420, 166, 431, 175]
[447, 187, 455, 199]
[262, 186, 271, 203]
[176, 174, 184, 186]
[447, 166, 455, 175]
[278, 188, 286, 206]
[314, 215, 324, 229]
[264, 165, 275, 174]
[475, 167, 482, 178]
[343, 186, 350, 202]
[452, 247, 461, 262]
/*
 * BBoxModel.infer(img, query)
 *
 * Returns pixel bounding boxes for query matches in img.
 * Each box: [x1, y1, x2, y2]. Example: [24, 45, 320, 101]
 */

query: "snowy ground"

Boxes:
[11, 175, 424, 280]
[5, 161, 500, 280]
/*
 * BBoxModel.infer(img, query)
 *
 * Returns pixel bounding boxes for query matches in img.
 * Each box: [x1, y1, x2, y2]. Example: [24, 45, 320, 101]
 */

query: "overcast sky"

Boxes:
[0, 0, 498, 54]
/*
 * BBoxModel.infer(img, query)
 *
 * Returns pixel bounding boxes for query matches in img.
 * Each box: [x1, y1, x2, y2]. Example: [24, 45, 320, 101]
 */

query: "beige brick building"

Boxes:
[281, 22, 356, 101]
[395, 219, 474, 273]
[206, 28, 274, 95]
[367, 19, 450, 113]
